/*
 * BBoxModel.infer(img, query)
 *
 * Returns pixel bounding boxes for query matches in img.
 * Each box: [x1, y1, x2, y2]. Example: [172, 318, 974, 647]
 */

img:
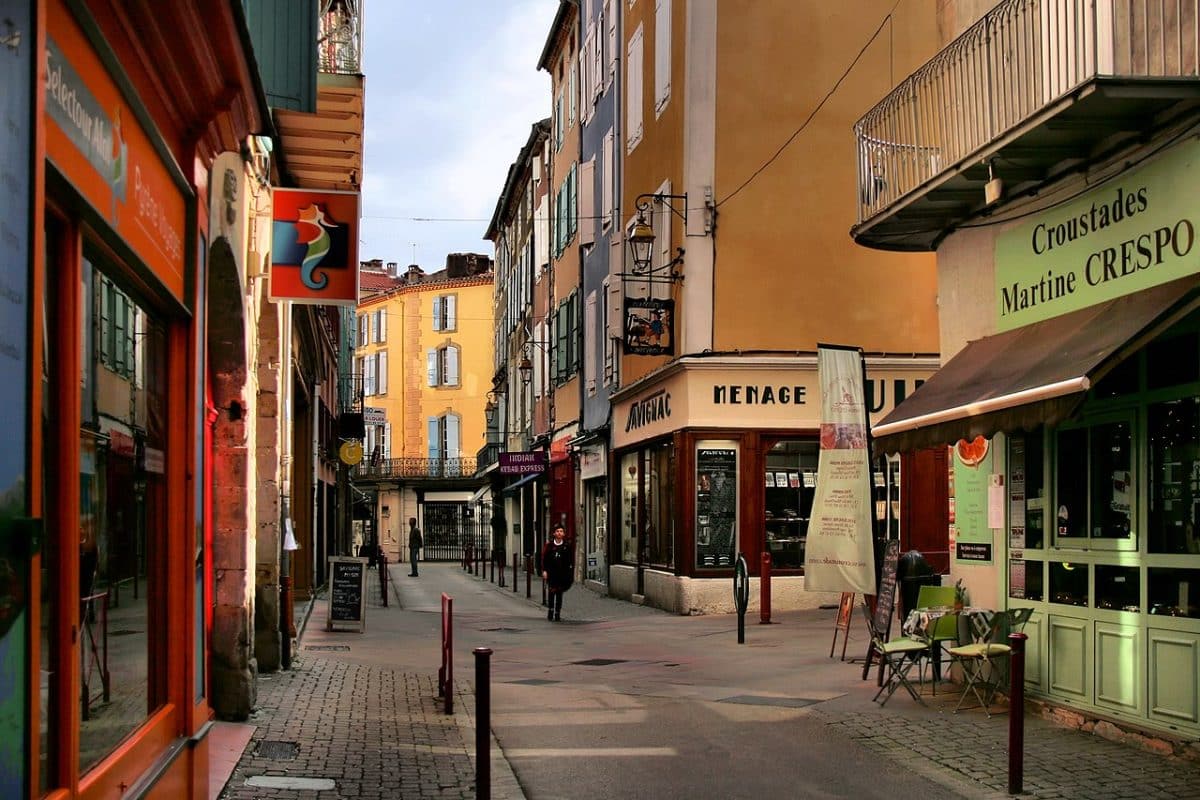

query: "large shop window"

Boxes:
[1149, 396, 1200, 555]
[79, 253, 168, 771]
[763, 440, 817, 570]
[619, 442, 674, 569]
[1055, 418, 1134, 549]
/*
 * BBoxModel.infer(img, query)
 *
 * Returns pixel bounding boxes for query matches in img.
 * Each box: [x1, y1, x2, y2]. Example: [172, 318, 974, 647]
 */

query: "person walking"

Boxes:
[540, 524, 574, 621]
[407, 517, 422, 577]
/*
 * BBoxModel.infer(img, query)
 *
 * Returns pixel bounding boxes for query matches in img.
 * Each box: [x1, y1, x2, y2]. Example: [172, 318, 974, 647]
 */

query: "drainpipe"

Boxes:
[280, 302, 294, 670]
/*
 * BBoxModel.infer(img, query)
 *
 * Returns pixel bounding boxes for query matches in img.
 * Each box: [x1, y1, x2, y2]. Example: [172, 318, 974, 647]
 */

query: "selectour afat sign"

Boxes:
[995, 138, 1200, 331]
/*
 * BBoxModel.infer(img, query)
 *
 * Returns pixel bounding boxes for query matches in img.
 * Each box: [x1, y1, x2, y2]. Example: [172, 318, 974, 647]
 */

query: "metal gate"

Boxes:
[421, 501, 494, 562]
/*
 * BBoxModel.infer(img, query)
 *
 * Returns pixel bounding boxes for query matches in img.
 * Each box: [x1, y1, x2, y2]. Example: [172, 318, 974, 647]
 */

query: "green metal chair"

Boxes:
[862, 600, 930, 707]
[946, 607, 1034, 716]
[914, 584, 958, 691]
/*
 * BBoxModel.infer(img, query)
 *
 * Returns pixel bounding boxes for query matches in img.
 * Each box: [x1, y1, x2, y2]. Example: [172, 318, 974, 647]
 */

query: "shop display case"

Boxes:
[1096, 564, 1140, 612]
[1148, 566, 1200, 619]
[1049, 561, 1089, 607]
[764, 440, 817, 569]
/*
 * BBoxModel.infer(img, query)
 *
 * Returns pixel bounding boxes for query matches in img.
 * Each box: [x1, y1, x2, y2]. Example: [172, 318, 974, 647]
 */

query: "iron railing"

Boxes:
[352, 456, 478, 480]
[856, 0, 1200, 223]
[318, 0, 362, 75]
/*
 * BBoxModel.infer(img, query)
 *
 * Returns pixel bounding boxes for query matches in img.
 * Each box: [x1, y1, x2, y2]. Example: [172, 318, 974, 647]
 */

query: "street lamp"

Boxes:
[628, 212, 656, 273]
[518, 353, 534, 386]
[624, 192, 689, 282]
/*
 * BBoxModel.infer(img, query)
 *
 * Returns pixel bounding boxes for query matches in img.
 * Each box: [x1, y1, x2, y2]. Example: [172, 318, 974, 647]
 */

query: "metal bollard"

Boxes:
[513, 553, 519, 592]
[760, 551, 772, 624]
[1008, 632, 1028, 795]
[490, 551, 495, 583]
[473, 547, 480, 576]
[474, 647, 493, 800]
[525, 555, 532, 598]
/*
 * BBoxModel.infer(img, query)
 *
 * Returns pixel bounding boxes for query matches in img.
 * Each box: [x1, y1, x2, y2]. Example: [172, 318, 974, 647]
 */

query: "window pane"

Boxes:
[1055, 428, 1088, 541]
[1149, 567, 1200, 618]
[696, 445, 737, 569]
[644, 442, 673, 568]
[1093, 356, 1138, 398]
[1147, 331, 1200, 391]
[1096, 564, 1140, 612]
[1091, 421, 1133, 540]
[79, 263, 164, 771]
[620, 452, 638, 563]
[1010, 559, 1043, 601]
[1149, 397, 1200, 554]
[1049, 561, 1089, 606]
[765, 440, 818, 570]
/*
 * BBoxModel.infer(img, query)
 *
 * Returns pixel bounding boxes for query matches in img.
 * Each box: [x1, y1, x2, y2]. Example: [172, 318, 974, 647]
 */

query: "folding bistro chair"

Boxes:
[914, 584, 958, 691]
[946, 607, 1034, 716]
[862, 600, 930, 706]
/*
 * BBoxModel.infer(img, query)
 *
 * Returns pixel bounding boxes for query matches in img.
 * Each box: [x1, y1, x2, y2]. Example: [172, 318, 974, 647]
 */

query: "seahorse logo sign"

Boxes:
[271, 201, 353, 290]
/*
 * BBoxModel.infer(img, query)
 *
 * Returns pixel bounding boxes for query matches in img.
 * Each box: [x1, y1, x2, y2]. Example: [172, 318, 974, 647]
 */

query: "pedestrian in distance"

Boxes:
[540, 524, 574, 621]
[408, 517, 422, 577]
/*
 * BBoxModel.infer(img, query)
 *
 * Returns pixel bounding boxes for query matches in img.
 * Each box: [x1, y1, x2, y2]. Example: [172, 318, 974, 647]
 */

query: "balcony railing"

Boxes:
[855, 0, 1200, 225]
[318, 0, 362, 75]
[352, 457, 478, 481]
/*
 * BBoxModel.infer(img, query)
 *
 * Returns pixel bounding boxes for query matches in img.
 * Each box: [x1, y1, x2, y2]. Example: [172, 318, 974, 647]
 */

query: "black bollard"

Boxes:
[1008, 632, 1028, 794]
[525, 555, 531, 598]
[513, 553, 519, 593]
[474, 647, 493, 800]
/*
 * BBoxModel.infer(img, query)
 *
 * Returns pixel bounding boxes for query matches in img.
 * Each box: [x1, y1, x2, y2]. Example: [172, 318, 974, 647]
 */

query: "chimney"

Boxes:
[404, 264, 423, 284]
[386, 261, 399, 277]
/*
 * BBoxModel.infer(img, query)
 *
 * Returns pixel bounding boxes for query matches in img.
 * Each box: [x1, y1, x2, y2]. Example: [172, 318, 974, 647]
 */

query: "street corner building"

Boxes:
[3, 0, 364, 797]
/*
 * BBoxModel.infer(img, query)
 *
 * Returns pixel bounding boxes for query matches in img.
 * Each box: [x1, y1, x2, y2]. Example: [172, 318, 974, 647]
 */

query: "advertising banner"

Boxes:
[270, 188, 360, 306]
[952, 436, 995, 563]
[804, 346, 876, 594]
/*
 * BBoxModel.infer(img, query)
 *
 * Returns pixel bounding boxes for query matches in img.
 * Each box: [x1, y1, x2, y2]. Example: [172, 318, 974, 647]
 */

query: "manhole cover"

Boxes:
[717, 695, 822, 708]
[508, 678, 560, 685]
[305, 645, 350, 651]
[109, 630, 141, 637]
[256, 740, 299, 760]
[571, 658, 628, 666]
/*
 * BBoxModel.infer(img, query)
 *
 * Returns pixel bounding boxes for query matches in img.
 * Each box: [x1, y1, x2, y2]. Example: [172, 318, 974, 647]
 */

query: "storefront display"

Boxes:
[696, 444, 737, 568]
[763, 441, 817, 569]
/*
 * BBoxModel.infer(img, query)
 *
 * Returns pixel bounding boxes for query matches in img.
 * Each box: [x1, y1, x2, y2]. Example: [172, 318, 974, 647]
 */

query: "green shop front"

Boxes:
[874, 137, 1200, 740]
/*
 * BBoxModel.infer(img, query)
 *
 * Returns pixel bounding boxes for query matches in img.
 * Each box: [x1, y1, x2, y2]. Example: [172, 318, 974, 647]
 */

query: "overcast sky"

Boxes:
[359, 1, 554, 270]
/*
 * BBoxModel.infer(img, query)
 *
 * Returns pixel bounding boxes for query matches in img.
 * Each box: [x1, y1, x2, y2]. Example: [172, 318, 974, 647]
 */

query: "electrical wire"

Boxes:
[716, 0, 903, 209]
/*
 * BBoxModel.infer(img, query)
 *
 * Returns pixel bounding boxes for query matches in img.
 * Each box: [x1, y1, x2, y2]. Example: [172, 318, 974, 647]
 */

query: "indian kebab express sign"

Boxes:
[995, 137, 1200, 332]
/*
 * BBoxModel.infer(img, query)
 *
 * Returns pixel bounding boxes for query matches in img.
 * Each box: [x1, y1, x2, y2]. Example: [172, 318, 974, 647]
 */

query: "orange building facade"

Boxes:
[8, 0, 272, 796]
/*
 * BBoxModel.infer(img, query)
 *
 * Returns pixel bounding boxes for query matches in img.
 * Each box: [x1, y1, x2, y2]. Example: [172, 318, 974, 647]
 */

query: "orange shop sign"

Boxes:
[45, 2, 187, 301]
[270, 189, 361, 306]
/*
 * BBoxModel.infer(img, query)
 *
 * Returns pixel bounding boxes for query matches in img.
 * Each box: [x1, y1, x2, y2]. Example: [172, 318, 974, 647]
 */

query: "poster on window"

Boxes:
[696, 445, 737, 569]
[624, 297, 674, 355]
[804, 345, 876, 594]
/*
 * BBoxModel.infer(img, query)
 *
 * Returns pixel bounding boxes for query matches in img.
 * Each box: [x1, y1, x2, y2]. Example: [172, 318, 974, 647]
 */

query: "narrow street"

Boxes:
[216, 564, 1200, 799]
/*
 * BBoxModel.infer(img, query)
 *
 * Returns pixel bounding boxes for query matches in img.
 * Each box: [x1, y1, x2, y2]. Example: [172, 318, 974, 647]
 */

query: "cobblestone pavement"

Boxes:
[817, 693, 1200, 800]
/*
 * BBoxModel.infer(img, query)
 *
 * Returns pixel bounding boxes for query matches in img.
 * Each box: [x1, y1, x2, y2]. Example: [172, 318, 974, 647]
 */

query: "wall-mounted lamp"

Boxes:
[624, 193, 687, 283]
[518, 353, 534, 386]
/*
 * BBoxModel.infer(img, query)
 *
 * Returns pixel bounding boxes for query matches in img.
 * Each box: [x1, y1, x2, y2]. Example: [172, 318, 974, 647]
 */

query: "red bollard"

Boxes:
[760, 551, 772, 624]
[1008, 632, 1028, 795]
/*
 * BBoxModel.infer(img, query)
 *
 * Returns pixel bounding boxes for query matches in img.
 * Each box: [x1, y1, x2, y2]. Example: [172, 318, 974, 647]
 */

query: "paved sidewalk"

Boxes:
[216, 564, 524, 800]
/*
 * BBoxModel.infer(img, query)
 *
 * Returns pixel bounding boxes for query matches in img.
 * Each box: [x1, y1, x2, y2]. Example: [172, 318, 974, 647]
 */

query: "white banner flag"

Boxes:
[804, 346, 876, 593]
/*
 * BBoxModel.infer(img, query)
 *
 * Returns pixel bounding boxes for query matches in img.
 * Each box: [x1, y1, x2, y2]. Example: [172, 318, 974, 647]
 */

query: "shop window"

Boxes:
[1148, 566, 1200, 619]
[618, 444, 675, 568]
[79, 256, 166, 771]
[764, 440, 818, 570]
[1148, 397, 1200, 554]
[1049, 561, 1089, 607]
[1146, 331, 1199, 391]
[1010, 431, 1046, 550]
[1055, 419, 1134, 548]
[1010, 558, 1043, 601]
[1092, 356, 1139, 399]
[40, 220, 59, 789]
[1096, 564, 1140, 612]
[696, 442, 737, 569]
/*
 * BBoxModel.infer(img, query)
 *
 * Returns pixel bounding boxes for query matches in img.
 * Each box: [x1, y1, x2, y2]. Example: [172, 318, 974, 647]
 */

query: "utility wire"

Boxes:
[716, 0, 903, 209]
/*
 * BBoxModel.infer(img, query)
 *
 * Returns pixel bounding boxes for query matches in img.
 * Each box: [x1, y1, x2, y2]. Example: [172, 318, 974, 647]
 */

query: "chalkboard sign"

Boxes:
[327, 557, 367, 632]
[873, 540, 901, 636]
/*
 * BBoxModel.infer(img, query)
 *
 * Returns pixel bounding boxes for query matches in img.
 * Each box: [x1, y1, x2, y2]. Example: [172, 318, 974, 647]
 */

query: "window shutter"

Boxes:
[602, 130, 614, 229]
[534, 321, 546, 397]
[445, 414, 461, 458]
[556, 306, 568, 379]
[366, 425, 375, 458]
[365, 354, 377, 396]
[555, 92, 564, 148]
[605, 0, 616, 83]
[569, 164, 578, 237]
[572, 293, 582, 373]
[427, 417, 441, 460]
[445, 346, 460, 386]
[585, 291, 597, 395]
[357, 313, 367, 346]
[654, 0, 672, 113]
[427, 349, 438, 387]
[383, 423, 392, 459]
[568, 55, 576, 126]
[377, 350, 388, 394]
[432, 296, 443, 331]
[592, 13, 604, 100]
[580, 159, 595, 246]
[606, 279, 623, 340]
[445, 295, 457, 330]
[378, 309, 387, 342]
[626, 25, 644, 150]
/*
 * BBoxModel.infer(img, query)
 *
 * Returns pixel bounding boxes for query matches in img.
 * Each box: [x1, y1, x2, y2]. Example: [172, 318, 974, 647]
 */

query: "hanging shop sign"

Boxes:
[270, 188, 361, 306]
[46, 1, 188, 301]
[499, 451, 548, 475]
[996, 137, 1200, 331]
[804, 345, 876, 594]
[624, 297, 674, 355]
[363, 407, 386, 426]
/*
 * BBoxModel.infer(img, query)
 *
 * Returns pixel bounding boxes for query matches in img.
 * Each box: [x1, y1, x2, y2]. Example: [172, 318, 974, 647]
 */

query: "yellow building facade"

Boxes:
[353, 261, 494, 557]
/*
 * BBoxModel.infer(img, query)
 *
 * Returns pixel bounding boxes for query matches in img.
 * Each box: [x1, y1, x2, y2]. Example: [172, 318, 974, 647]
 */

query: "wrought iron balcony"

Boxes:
[853, 0, 1200, 250]
[476, 443, 501, 474]
[318, 0, 362, 75]
[352, 457, 478, 481]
